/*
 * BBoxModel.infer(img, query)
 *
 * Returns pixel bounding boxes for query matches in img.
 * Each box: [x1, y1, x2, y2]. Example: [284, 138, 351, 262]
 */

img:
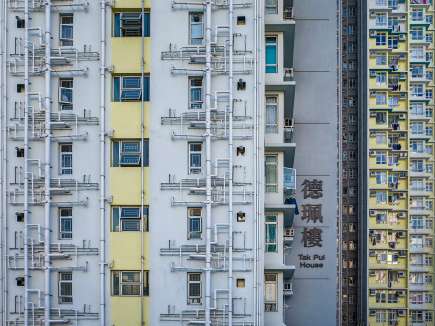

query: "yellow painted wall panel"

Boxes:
[110, 167, 149, 205]
[368, 316, 407, 326]
[110, 232, 149, 270]
[112, 38, 151, 73]
[111, 297, 149, 326]
[112, 0, 151, 9]
[110, 102, 150, 138]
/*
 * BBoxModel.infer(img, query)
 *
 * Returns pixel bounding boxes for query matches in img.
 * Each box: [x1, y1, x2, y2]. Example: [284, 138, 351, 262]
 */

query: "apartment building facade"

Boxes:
[0, 0, 340, 326]
[361, 0, 435, 325]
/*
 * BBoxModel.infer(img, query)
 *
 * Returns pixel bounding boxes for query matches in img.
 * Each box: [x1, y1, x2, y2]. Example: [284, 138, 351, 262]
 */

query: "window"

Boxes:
[112, 206, 149, 232]
[188, 208, 202, 239]
[189, 13, 204, 45]
[411, 46, 425, 60]
[112, 271, 149, 296]
[376, 152, 386, 165]
[375, 132, 386, 144]
[411, 65, 424, 78]
[411, 26, 424, 41]
[375, 72, 386, 85]
[187, 273, 202, 304]
[375, 32, 386, 46]
[59, 143, 72, 175]
[59, 78, 73, 110]
[59, 14, 73, 46]
[265, 36, 278, 73]
[265, 215, 277, 252]
[113, 12, 150, 37]
[236, 278, 246, 288]
[375, 92, 387, 105]
[188, 142, 202, 174]
[375, 172, 386, 185]
[376, 53, 387, 65]
[58, 272, 72, 304]
[264, 273, 277, 312]
[189, 77, 203, 109]
[265, 96, 278, 133]
[411, 84, 424, 97]
[265, 155, 278, 192]
[265, 0, 278, 14]
[112, 139, 149, 167]
[376, 112, 386, 124]
[376, 191, 387, 204]
[113, 76, 150, 102]
[375, 13, 387, 26]
[59, 207, 72, 239]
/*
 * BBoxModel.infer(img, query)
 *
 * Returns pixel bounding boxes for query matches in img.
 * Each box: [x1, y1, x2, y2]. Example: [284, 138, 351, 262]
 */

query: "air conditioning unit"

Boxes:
[369, 210, 376, 216]
[369, 289, 376, 296]
[399, 34, 406, 41]
[398, 310, 406, 316]
[396, 290, 405, 297]
[369, 310, 376, 316]
[399, 114, 406, 119]
[398, 192, 405, 199]
[397, 231, 405, 238]
[398, 271, 405, 277]
[397, 212, 406, 218]
[399, 171, 407, 178]
[369, 150, 376, 156]
[369, 251, 376, 257]
[370, 171, 376, 177]
[398, 250, 406, 257]
[370, 70, 377, 78]
[370, 91, 377, 97]
[369, 30, 377, 37]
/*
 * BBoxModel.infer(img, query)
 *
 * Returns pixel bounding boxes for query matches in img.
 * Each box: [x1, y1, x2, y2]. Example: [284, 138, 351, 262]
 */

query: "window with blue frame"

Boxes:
[112, 206, 149, 232]
[113, 76, 150, 102]
[112, 139, 149, 167]
[265, 36, 278, 73]
[113, 12, 150, 37]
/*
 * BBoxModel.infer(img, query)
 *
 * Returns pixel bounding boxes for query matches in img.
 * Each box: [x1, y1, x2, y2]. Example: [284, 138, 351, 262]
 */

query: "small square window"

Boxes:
[17, 84, 25, 93]
[236, 279, 245, 288]
[237, 16, 246, 25]
[16, 17, 25, 28]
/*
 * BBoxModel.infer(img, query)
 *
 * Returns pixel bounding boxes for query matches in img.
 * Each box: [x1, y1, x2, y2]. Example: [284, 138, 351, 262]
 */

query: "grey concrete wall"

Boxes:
[286, 0, 339, 325]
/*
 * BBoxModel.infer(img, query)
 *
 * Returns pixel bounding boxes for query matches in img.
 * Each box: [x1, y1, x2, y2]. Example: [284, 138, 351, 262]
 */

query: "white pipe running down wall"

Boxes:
[205, 0, 212, 325]
[99, 1, 106, 326]
[23, 0, 30, 325]
[44, 2, 52, 325]
[228, 0, 234, 325]
[0, 0, 9, 323]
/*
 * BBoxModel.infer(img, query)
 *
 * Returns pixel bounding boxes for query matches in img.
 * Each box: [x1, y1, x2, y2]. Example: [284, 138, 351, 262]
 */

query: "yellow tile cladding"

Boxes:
[110, 102, 150, 138]
[111, 297, 149, 326]
[109, 1, 151, 322]
[111, 37, 151, 73]
[112, 0, 151, 9]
